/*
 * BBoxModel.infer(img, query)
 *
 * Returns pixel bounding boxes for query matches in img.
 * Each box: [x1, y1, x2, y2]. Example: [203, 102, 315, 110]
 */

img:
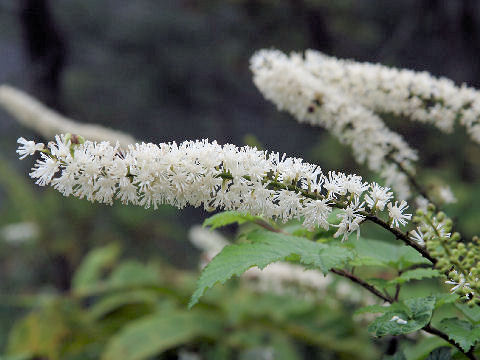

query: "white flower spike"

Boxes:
[18, 135, 411, 240]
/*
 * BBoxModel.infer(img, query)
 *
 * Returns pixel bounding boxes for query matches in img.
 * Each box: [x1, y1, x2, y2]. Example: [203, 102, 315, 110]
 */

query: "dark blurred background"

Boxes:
[1, 0, 480, 354]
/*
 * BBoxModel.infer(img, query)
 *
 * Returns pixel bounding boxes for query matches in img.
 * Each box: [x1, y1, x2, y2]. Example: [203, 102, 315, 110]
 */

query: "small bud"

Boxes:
[437, 212, 446, 222]
[451, 232, 461, 242]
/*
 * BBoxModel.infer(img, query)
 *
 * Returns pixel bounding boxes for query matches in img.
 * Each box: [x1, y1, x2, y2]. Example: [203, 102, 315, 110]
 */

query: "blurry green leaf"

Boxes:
[222, 291, 315, 325]
[403, 336, 450, 360]
[368, 296, 435, 337]
[0, 355, 34, 360]
[101, 310, 222, 360]
[348, 237, 431, 270]
[76, 260, 161, 296]
[270, 333, 302, 360]
[108, 261, 160, 288]
[388, 269, 442, 285]
[437, 318, 480, 352]
[6, 300, 94, 360]
[455, 303, 480, 323]
[0, 157, 39, 221]
[189, 230, 354, 307]
[425, 347, 451, 360]
[72, 243, 121, 294]
[89, 289, 159, 320]
[7, 305, 69, 360]
[203, 211, 261, 230]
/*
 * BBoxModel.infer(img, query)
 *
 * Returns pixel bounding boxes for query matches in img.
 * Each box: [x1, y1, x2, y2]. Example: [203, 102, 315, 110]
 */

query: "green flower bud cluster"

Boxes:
[413, 204, 480, 306]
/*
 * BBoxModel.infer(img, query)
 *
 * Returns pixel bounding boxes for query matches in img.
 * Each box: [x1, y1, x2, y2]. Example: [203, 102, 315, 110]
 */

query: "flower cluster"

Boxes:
[300, 50, 480, 142]
[412, 204, 480, 304]
[250, 50, 417, 199]
[18, 135, 411, 241]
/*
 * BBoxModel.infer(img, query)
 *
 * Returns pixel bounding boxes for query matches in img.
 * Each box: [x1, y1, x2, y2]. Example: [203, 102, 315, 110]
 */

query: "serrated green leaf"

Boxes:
[388, 269, 442, 285]
[355, 303, 405, 316]
[203, 211, 260, 230]
[189, 230, 354, 307]
[348, 237, 431, 270]
[368, 296, 435, 337]
[72, 243, 121, 294]
[101, 310, 222, 360]
[438, 318, 480, 352]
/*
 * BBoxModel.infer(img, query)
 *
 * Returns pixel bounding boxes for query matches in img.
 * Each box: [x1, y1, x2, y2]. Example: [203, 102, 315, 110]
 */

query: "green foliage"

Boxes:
[348, 237, 431, 270]
[388, 269, 442, 285]
[203, 210, 261, 230]
[4, 243, 378, 360]
[102, 310, 222, 360]
[455, 303, 480, 323]
[6, 300, 96, 360]
[189, 229, 354, 307]
[72, 243, 121, 295]
[438, 318, 480, 352]
[368, 296, 436, 337]
[355, 303, 405, 315]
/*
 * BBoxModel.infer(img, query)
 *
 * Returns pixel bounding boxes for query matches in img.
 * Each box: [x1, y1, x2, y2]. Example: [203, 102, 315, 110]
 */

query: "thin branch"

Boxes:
[332, 267, 476, 359]
[364, 214, 436, 264]
[394, 284, 401, 301]
[331, 268, 393, 303]
[253, 219, 281, 234]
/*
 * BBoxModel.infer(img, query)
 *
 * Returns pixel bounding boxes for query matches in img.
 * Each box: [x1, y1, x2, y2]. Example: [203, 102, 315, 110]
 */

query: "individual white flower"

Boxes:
[334, 198, 365, 241]
[445, 270, 471, 294]
[16, 137, 44, 159]
[409, 228, 426, 247]
[29, 153, 59, 186]
[387, 200, 412, 228]
[323, 171, 346, 198]
[301, 198, 331, 230]
[343, 174, 369, 198]
[365, 183, 393, 211]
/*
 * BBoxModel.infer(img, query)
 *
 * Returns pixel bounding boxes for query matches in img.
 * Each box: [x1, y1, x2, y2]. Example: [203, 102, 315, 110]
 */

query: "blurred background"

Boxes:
[1, 1, 480, 359]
